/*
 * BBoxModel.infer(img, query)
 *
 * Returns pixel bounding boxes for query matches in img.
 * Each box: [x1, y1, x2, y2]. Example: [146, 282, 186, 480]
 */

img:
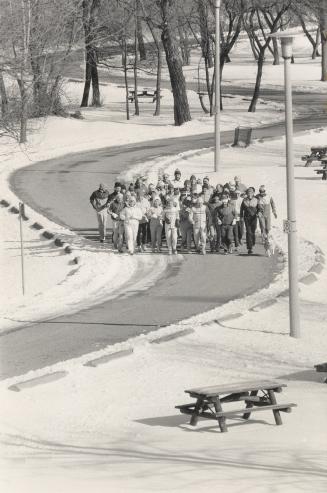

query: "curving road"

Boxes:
[1, 64, 326, 379]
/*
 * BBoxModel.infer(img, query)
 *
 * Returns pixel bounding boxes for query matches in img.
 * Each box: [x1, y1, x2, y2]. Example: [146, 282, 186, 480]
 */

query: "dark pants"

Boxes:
[233, 219, 244, 247]
[221, 224, 234, 248]
[137, 222, 147, 246]
[244, 216, 257, 250]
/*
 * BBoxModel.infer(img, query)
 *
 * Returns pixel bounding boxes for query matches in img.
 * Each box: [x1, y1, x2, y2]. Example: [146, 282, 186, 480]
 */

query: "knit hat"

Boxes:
[114, 182, 121, 188]
[247, 186, 255, 193]
[174, 168, 181, 175]
[259, 185, 266, 192]
[99, 183, 107, 190]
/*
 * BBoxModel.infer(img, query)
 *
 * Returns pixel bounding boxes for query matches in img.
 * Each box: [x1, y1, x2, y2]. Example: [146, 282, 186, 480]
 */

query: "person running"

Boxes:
[234, 176, 247, 193]
[136, 189, 150, 252]
[240, 187, 259, 254]
[163, 197, 179, 255]
[256, 185, 277, 240]
[147, 196, 164, 253]
[230, 189, 244, 251]
[120, 196, 142, 255]
[190, 195, 210, 255]
[108, 193, 125, 252]
[89, 183, 110, 243]
[216, 193, 236, 254]
[179, 198, 193, 253]
[172, 168, 183, 190]
[208, 194, 222, 253]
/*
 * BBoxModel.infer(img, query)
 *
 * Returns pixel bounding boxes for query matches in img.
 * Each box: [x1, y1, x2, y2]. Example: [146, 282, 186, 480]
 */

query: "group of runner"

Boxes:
[90, 168, 277, 256]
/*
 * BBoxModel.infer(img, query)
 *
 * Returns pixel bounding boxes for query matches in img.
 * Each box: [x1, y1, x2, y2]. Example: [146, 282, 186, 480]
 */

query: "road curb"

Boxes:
[150, 328, 194, 344]
[249, 299, 278, 312]
[300, 273, 318, 285]
[84, 349, 134, 367]
[8, 371, 68, 392]
[215, 313, 243, 323]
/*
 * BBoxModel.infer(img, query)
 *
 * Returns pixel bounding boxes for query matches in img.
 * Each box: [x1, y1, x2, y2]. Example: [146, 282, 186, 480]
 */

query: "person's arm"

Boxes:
[270, 196, 277, 218]
[90, 192, 97, 210]
[240, 201, 245, 220]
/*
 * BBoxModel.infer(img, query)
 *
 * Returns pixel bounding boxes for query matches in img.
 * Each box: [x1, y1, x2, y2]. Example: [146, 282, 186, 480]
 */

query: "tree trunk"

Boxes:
[134, 28, 140, 116]
[154, 49, 162, 116]
[160, 0, 191, 126]
[81, 49, 92, 107]
[178, 19, 190, 66]
[197, 0, 213, 68]
[272, 38, 280, 65]
[81, 0, 101, 107]
[0, 71, 8, 116]
[313, 27, 320, 59]
[249, 51, 264, 112]
[123, 40, 130, 121]
[320, 1, 327, 81]
[136, 0, 146, 60]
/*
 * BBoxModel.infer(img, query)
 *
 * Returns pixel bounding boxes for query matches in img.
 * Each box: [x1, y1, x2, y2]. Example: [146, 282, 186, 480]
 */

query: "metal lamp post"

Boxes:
[270, 32, 300, 338]
[214, 0, 221, 173]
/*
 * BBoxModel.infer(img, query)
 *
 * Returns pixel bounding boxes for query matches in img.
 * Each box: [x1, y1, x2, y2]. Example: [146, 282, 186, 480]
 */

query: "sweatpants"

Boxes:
[150, 220, 163, 250]
[233, 220, 244, 247]
[137, 222, 148, 246]
[258, 214, 271, 237]
[244, 216, 257, 250]
[112, 220, 124, 251]
[96, 210, 108, 240]
[165, 225, 177, 253]
[180, 222, 193, 250]
[221, 224, 234, 249]
[194, 226, 207, 253]
[124, 220, 139, 254]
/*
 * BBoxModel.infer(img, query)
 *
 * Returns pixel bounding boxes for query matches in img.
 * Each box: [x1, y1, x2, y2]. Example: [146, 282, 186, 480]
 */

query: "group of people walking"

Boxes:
[90, 168, 277, 256]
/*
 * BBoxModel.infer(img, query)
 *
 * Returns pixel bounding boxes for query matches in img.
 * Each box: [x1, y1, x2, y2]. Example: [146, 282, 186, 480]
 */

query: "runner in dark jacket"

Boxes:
[240, 187, 258, 254]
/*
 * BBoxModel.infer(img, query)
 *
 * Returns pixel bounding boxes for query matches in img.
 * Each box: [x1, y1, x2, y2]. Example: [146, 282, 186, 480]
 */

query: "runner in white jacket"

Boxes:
[120, 197, 142, 255]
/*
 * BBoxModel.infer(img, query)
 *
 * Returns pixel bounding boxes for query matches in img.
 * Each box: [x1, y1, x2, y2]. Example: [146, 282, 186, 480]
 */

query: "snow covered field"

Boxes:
[1, 29, 327, 492]
[1, 125, 327, 493]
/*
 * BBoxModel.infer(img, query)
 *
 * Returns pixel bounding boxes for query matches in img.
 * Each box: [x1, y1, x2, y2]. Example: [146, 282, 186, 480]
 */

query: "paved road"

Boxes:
[2, 57, 326, 379]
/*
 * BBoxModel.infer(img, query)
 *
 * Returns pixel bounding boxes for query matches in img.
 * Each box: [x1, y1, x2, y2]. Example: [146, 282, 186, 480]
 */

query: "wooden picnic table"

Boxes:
[128, 89, 160, 103]
[314, 159, 327, 180]
[302, 146, 327, 167]
[176, 379, 296, 433]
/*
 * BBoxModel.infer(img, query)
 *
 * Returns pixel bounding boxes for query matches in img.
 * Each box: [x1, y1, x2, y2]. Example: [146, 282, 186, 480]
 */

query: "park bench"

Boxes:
[314, 362, 327, 383]
[128, 89, 160, 103]
[313, 159, 327, 180]
[176, 380, 296, 433]
[301, 146, 327, 167]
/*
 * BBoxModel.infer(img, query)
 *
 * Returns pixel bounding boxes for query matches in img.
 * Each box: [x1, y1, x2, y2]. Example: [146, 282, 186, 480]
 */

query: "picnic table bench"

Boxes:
[176, 380, 296, 433]
[128, 89, 160, 103]
[301, 146, 327, 167]
[314, 362, 327, 383]
[313, 159, 327, 180]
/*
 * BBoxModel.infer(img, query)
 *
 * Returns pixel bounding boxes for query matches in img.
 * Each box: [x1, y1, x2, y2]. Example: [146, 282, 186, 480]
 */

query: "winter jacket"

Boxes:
[190, 205, 211, 229]
[256, 193, 277, 217]
[108, 200, 125, 221]
[90, 190, 110, 212]
[136, 197, 150, 223]
[230, 197, 243, 220]
[240, 197, 258, 219]
[163, 205, 179, 229]
[147, 205, 164, 222]
[217, 203, 236, 225]
[120, 205, 142, 223]
[179, 206, 193, 225]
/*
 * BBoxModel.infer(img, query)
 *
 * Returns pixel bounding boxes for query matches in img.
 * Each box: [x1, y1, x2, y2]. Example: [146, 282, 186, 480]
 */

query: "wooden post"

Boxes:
[190, 398, 204, 426]
[268, 389, 282, 425]
[243, 390, 258, 420]
[19, 202, 25, 295]
[213, 397, 228, 433]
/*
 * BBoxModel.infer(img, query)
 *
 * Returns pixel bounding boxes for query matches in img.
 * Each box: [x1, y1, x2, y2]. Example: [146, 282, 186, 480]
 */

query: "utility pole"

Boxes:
[270, 32, 300, 338]
[214, 0, 221, 172]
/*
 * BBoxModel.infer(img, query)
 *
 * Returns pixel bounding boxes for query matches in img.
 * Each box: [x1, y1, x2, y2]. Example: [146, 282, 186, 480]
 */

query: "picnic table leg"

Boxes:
[213, 398, 228, 433]
[268, 389, 283, 425]
[242, 390, 258, 420]
[190, 398, 204, 426]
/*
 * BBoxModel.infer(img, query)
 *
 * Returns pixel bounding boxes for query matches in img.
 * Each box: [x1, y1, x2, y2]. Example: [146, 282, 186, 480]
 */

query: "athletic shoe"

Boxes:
[168, 249, 172, 255]
[173, 250, 178, 255]
[248, 249, 253, 254]
[224, 249, 228, 255]
[228, 246, 233, 254]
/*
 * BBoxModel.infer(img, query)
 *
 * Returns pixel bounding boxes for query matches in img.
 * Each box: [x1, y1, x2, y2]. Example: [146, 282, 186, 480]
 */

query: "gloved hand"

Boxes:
[111, 213, 118, 219]
[218, 219, 222, 225]
[232, 219, 236, 226]
[165, 217, 171, 224]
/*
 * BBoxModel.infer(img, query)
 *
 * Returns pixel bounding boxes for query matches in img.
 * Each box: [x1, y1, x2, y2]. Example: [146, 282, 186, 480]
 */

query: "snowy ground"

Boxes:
[1, 127, 327, 492]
